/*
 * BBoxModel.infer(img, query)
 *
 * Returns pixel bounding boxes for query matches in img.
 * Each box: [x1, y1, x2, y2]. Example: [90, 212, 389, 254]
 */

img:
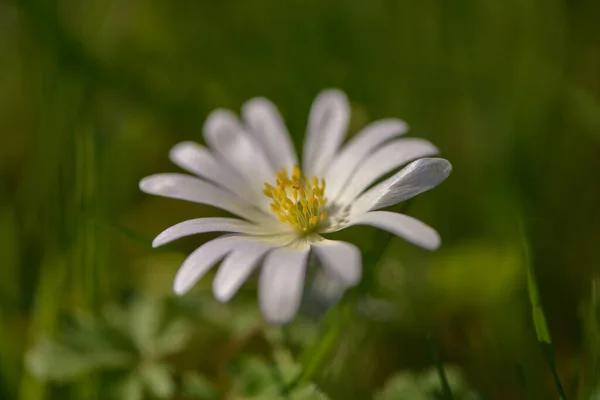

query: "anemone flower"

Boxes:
[140, 89, 452, 324]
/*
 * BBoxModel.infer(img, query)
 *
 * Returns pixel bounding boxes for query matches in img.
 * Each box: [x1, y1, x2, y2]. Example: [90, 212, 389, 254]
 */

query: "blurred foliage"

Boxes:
[25, 295, 330, 399]
[2, 0, 600, 398]
[375, 365, 478, 400]
[26, 296, 193, 397]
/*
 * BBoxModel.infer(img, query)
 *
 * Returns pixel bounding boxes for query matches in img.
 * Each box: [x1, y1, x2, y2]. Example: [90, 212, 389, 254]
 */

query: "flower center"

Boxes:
[263, 165, 328, 233]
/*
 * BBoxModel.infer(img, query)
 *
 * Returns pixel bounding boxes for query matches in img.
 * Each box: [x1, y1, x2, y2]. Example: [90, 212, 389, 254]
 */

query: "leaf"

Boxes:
[229, 351, 331, 399]
[62, 314, 133, 362]
[129, 296, 165, 357]
[111, 373, 144, 400]
[26, 338, 132, 382]
[103, 304, 132, 336]
[203, 301, 262, 335]
[181, 371, 219, 400]
[523, 246, 551, 343]
[154, 318, 193, 358]
[272, 348, 303, 383]
[520, 224, 567, 399]
[232, 356, 277, 397]
[26, 339, 93, 382]
[289, 383, 332, 400]
[139, 363, 175, 399]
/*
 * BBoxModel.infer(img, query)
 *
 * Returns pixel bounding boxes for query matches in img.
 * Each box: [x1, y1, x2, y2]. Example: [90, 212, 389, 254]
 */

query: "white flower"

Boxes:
[140, 89, 452, 324]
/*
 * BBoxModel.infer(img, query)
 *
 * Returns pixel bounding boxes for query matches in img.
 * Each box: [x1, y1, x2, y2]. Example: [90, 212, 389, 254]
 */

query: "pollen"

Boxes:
[263, 165, 328, 233]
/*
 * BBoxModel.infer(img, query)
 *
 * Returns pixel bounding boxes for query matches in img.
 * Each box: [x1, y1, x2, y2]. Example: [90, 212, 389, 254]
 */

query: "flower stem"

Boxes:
[427, 333, 454, 400]
[283, 201, 415, 395]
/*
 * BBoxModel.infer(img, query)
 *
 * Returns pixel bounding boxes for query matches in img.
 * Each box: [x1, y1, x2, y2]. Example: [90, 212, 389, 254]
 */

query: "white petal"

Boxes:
[325, 119, 408, 200]
[203, 110, 275, 190]
[173, 235, 246, 295]
[312, 239, 362, 286]
[213, 240, 273, 302]
[259, 243, 310, 324]
[169, 141, 252, 198]
[152, 217, 283, 248]
[302, 89, 350, 178]
[337, 138, 439, 203]
[242, 97, 298, 172]
[348, 211, 441, 250]
[352, 158, 452, 215]
[139, 173, 268, 223]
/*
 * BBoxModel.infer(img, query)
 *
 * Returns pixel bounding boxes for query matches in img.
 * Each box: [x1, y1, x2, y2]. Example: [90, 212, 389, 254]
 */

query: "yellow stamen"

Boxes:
[263, 165, 328, 233]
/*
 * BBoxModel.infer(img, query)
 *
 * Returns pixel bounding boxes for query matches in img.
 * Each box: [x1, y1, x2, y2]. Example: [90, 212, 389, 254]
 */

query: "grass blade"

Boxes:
[520, 224, 567, 399]
[427, 333, 454, 400]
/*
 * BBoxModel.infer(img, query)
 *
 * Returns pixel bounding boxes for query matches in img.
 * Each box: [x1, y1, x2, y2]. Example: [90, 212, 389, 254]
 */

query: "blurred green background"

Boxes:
[2, 0, 600, 399]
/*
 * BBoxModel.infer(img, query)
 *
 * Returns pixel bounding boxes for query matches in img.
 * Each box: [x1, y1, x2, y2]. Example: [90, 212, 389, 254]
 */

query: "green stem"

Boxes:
[427, 333, 454, 400]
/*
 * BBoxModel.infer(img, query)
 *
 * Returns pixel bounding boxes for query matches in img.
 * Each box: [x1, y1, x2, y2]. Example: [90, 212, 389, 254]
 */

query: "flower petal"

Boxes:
[213, 240, 273, 302]
[325, 118, 408, 200]
[352, 158, 452, 215]
[259, 243, 310, 324]
[337, 138, 439, 203]
[348, 211, 441, 250]
[242, 97, 298, 172]
[152, 217, 284, 248]
[173, 235, 246, 295]
[169, 141, 252, 198]
[203, 109, 275, 203]
[302, 89, 350, 178]
[139, 173, 269, 223]
[312, 239, 362, 286]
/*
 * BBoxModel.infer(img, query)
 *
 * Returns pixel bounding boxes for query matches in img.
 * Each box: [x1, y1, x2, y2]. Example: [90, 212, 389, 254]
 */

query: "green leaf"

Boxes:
[181, 371, 219, 400]
[103, 304, 132, 335]
[26, 339, 93, 381]
[272, 348, 303, 383]
[154, 318, 193, 358]
[229, 351, 330, 399]
[26, 338, 132, 382]
[522, 241, 551, 343]
[520, 224, 567, 399]
[231, 356, 277, 397]
[289, 383, 332, 400]
[203, 301, 262, 335]
[111, 374, 143, 400]
[139, 363, 175, 399]
[62, 313, 133, 361]
[129, 296, 165, 357]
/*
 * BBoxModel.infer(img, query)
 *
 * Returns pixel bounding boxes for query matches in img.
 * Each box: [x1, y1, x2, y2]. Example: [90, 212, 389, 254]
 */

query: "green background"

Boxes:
[2, 0, 600, 398]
